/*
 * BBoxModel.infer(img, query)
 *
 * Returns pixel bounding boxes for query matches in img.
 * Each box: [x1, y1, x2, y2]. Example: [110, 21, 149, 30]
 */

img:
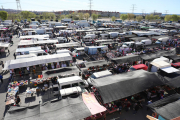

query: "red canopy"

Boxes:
[132, 64, 148, 71]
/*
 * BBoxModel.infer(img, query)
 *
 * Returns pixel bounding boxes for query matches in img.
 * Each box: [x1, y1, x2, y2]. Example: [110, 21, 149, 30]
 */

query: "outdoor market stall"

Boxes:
[147, 93, 180, 120]
[55, 42, 80, 49]
[91, 70, 164, 103]
[3, 53, 72, 70]
[111, 55, 141, 64]
[0, 42, 10, 52]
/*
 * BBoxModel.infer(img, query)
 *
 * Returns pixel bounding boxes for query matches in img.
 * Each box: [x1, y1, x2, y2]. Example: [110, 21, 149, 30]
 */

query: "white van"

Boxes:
[141, 39, 152, 45]
[155, 37, 169, 45]
[29, 50, 49, 56]
[60, 86, 82, 97]
[28, 31, 37, 35]
[109, 32, 119, 38]
[100, 34, 109, 39]
[87, 70, 112, 85]
[57, 76, 89, 89]
[57, 37, 67, 43]
[85, 34, 96, 39]
[122, 42, 135, 48]
[72, 47, 85, 56]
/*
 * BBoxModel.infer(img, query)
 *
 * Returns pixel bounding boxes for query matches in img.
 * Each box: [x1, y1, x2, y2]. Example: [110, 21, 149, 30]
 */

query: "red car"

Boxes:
[129, 64, 148, 72]
[171, 62, 180, 68]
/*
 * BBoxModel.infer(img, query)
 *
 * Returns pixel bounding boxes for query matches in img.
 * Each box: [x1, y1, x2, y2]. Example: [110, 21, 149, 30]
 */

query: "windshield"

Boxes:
[90, 74, 96, 79]
[123, 43, 128, 46]
[157, 40, 162, 43]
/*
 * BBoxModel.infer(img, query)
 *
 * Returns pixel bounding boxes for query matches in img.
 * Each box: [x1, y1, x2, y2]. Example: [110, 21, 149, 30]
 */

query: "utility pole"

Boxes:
[131, 4, 136, 13]
[89, 0, 93, 16]
[165, 10, 168, 15]
[154, 10, 156, 14]
[1, 5, 3, 11]
[142, 9, 144, 15]
[16, 0, 22, 13]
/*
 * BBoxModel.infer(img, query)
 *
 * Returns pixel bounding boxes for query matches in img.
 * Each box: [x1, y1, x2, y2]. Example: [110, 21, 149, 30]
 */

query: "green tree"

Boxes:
[29, 12, 36, 19]
[154, 15, 160, 20]
[8, 13, 16, 20]
[35, 15, 40, 20]
[78, 13, 84, 20]
[136, 16, 143, 22]
[145, 14, 154, 21]
[120, 14, 127, 21]
[127, 13, 135, 20]
[164, 15, 172, 21]
[42, 12, 49, 20]
[49, 13, 56, 20]
[171, 14, 179, 21]
[0, 11, 8, 20]
[111, 16, 116, 21]
[84, 13, 90, 20]
[92, 14, 98, 21]
[60, 15, 66, 20]
[20, 11, 30, 19]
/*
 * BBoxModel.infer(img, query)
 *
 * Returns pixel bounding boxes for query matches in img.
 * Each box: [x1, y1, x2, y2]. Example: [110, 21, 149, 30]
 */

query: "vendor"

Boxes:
[16, 96, 20, 105]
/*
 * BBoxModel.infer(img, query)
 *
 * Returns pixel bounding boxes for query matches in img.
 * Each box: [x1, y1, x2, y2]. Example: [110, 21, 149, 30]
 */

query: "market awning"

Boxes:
[18, 40, 58, 46]
[0, 42, 10, 48]
[40, 96, 92, 120]
[147, 94, 180, 120]
[4, 105, 40, 120]
[84, 60, 109, 68]
[129, 37, 148, 42]
[160, 67, 179, 73]
[55, 42, 80, 48]
[42, 66, 79, 78]
[92, 70, 164, 103]
[151, 61, 171, 68]
[82, 92, 107, 115]
[16, 47, 41, 53]
[166, 55, 180, 61]
[111, 55, 141, 64]
[3, 53, 72, 70]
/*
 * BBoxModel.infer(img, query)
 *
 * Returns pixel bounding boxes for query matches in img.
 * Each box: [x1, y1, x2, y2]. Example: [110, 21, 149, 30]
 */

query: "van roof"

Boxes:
[56, 49, 71, 54]
[58, 76, 83, 85]
[60, 86, 82, 96]
[93, 70, 112, 79]
[75, 47, 84, 50]
[29, 50, 45, 53]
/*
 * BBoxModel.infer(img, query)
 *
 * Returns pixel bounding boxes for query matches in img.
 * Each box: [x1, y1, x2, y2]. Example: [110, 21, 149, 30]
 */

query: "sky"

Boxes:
[0, 0, 179, 14]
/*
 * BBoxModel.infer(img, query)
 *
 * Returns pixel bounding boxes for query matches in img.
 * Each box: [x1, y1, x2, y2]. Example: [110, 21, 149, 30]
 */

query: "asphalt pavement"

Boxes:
[0, 35, 19, 120]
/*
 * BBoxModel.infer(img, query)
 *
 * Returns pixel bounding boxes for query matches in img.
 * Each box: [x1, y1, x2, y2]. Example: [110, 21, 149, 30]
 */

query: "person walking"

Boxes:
[13, 53, 16, 59]
[8, 49, 10, 54]
[133, 104, 139, 115]
[0, 74, 3, 83]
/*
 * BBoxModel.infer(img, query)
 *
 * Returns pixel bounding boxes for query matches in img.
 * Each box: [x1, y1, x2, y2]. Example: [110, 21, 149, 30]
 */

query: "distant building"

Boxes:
[153, 12, 162, 16]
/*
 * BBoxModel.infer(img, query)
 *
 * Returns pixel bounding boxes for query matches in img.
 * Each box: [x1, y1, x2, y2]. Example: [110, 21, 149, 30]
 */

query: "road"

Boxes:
[0, 35, 19, 120]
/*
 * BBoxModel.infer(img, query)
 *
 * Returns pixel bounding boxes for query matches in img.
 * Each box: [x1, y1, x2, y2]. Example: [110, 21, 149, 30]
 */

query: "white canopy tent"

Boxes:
[151, 61, 171, 69]
[16, 47, 41, 53]
[55, 42, 80, 48]
[18, 40, 58, 46]
[3, 53, 72, 70]
[160, 67, 179, 73]
[19, 35, 49, 40]
[0, 42, 10, 48]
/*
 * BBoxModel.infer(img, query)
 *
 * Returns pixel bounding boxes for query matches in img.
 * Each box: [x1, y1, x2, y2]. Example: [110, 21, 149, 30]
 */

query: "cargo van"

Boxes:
[155, 37, 169, 45]
[109, 32, 119, 38]
[141, 39, 152, 45]
[72, 47, 85, 56]
[60, 86, 82, 97]
[57, 37, 67, 43]
[87, 70, 112, 85]
[57, 76, 89, 89]
[85, 46, 108, 55]
[85, 34, 96, 39]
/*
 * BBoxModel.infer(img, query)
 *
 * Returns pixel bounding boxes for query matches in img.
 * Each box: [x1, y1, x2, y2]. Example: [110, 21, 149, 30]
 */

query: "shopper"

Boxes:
[0, 74, 3, 83]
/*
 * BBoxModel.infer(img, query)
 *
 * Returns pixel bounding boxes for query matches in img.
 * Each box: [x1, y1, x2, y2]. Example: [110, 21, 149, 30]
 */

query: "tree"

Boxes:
[111, 16, 116, 21]
[154, 15, 160, 20]
[164, 15, 172, 22]
[145, 14, 154, 21]
[171, 14, 179, 21]
[120, 14, 127, 21]
[84, 13, 90, 20]
[92, 14, 98, 21]
[136, 16, 143, 22]
[78, 13, 84, 20]
[8, 13, 16, 20]
[127, 13, 135, 20]
[29, 12, 36, 19]
[42, 12, 49, 20]
[0, 11, 8, 20]
[49, 13, 56, 20]
[20, 11, 30, 19]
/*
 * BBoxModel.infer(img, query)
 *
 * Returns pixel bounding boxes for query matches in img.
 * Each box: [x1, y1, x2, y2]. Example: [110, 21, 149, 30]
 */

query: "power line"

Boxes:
[130, 4, 136, 13]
